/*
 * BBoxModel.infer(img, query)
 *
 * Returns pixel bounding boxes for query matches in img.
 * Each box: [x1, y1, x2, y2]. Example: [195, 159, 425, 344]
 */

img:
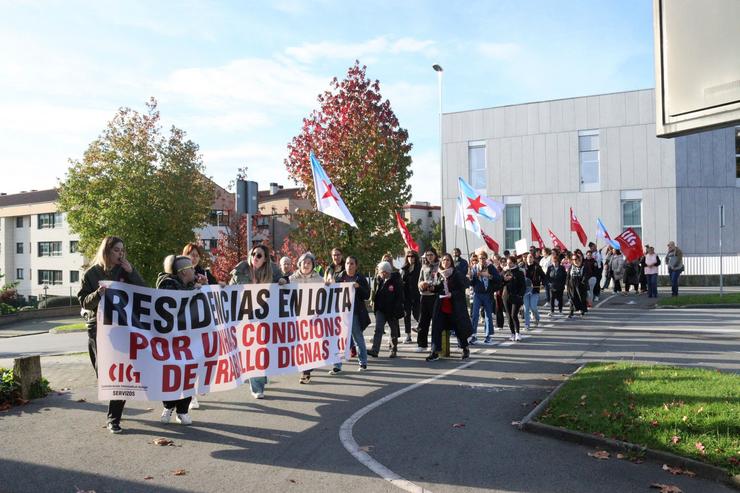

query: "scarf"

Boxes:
[440, 267, 454, 296]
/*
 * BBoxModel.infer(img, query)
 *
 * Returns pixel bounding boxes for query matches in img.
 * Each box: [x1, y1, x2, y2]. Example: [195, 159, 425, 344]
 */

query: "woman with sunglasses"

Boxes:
[229, 244, 282, 398]
[416, 248, 440, 352]
[328, 255, 370, 373]
[401, 249, 421, 344]
[566, 253, 589, 318]
[156, 255, 201, 425]
[78, 236, 146, 434]
[288, 252, 326, 384]
[426, 253, 472, 361]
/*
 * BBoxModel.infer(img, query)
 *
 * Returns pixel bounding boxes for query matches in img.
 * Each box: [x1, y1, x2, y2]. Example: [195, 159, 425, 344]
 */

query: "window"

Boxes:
[208, 210, 229, 226]
[579, 130, 600, 192]
[504, 203, 522, 251]
[38, 241, 62, 257]
[16, 216, 24, 228]
[70, 241, 79, 254]
[621, 199, 642, 238]
[16, 268, 23, 280]
[70, 270, 80, 284]
[468, 142, 487, 191]
[16, 242, 23, 254]
[201, 239, 218, 251]
[735, 127, 739, 186]
[38, 270, 63, 285]
[37, 212, 63, 229]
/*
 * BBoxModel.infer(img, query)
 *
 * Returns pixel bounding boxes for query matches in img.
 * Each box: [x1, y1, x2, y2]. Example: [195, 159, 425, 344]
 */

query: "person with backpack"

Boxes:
[524, 253, 545, 329]
[546, 254, 567, 316]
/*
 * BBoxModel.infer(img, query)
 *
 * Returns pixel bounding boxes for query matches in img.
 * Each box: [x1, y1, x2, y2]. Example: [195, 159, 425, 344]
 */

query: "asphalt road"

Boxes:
[0, 292, 738, 493]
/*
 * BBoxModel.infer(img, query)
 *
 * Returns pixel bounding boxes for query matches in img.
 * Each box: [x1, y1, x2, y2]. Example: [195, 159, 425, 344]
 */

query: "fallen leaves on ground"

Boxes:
[288, 479, 297, 484]
[359, 445, 374, 452]
[511, 421, 521, 426]
[15, 398, 29, 405]
[152, 438, 174, 446]
[650, 483, 683, 493]
[728, 457, 739, 466]
[75, 489, 96, 493]
[143, 476, 153, 480]
[670, 435, 681, 444]
[650, 420, 660, 428]
[616, 453, 625, 459]
[452, 423, 465, 428]
[172, 469, 187, 476]
[0, 402, 11, 412]
[695, 442, 706, 455]
[588, 450, 610, 460]
[76, 398, 86, 403]
[662, 464, 696, 477]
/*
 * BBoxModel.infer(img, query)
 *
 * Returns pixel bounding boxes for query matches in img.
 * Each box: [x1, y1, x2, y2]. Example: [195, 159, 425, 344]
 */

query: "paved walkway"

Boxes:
[1, 290, 738, 492]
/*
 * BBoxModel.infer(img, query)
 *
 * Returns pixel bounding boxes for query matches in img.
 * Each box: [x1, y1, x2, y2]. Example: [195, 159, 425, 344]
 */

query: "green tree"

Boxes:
[284, 62, 413, 272]
[57, 98, 214, 284]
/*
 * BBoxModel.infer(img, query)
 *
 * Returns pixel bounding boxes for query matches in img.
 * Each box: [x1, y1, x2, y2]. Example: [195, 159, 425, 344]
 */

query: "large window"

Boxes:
[504, 203, 522, 251]
[70, 270, 80, 284]
[579, 130, 600, 192]
[735, 127, 739, 186]
[621, 199, 642, 238]
[468, 142, 487, 191]
[37, 212, 63, 229]
[38, 241, 62, 257]
[16, 242, 23, 254]
[38, 270, 63, 285]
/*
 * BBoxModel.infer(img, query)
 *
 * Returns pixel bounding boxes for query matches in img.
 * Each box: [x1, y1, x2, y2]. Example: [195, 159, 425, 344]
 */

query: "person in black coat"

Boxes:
[330, 255, 371, 373]
[426, 253, 472, 361]
[546, 254, 567, 315]
[401, 250, 422, 343]
[567, 253, 589, 317]
[368, 261, 404, 358]
[502, 256, 526, 341]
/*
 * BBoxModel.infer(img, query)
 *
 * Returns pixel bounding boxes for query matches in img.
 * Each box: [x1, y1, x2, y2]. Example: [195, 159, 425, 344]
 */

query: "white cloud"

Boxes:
[201, 142, 294, 190]
[477, 42, 522, 60]
[177, 111, 273, 132]
[285, 36, 436, 64]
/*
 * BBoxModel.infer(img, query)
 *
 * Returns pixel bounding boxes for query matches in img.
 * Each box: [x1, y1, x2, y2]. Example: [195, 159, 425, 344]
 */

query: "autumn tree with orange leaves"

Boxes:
[284, 62, 413, 272]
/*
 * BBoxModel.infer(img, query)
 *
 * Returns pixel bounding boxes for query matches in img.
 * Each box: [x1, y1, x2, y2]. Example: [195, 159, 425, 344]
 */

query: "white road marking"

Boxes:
[339, 360, 477, 492]
[594, 294, 616, 309]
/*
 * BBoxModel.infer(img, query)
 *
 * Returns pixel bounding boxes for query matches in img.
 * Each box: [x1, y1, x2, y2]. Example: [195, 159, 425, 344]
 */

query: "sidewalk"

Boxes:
[0, 316, 81, 338]
[1, 291, 738, 492]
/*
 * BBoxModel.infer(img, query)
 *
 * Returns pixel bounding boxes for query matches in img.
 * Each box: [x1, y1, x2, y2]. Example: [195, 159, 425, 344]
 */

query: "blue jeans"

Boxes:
[669, 269, 681, 296]
[250, 376, 267, 394]
[335, 315, 368, 369]
[470, 292, 494, 337]
[647, 273, 658, 298]
[523, 290, 540, 328]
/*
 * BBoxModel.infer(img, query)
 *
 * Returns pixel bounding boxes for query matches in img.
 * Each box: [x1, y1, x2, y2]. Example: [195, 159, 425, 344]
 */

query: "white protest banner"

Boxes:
[515, 238, 529, 256]
[96, 281, 355, 401]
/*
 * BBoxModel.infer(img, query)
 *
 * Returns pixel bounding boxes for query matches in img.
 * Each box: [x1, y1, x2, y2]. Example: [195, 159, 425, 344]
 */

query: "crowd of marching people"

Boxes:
[78, 235, 679, 434]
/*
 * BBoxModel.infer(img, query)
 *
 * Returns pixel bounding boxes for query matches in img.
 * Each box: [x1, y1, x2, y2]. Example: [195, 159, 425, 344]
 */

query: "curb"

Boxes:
[656, 304, 740, 309]
[48, 328, 86, 334]
[519, 364, 740, 490]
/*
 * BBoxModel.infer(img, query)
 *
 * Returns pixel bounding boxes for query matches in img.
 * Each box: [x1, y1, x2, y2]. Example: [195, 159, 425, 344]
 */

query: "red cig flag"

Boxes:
[395, 212, 419, 252]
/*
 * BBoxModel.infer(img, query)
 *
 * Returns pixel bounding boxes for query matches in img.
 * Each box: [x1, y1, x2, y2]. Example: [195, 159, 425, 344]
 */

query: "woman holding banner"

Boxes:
[328, 255, 371, 373]
[78, 236, 146, 434]
[155, 255, 199, 425]
[229, 244, 282, 398]
[289, 252, 325, 384]
[425, 253, 472, 362]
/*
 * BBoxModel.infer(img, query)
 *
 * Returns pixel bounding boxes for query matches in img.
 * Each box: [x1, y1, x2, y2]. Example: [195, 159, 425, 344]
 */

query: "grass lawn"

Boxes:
[51, 322, 86, 333]
[657, 292, 740, 307]
[538, 362, 740, 475]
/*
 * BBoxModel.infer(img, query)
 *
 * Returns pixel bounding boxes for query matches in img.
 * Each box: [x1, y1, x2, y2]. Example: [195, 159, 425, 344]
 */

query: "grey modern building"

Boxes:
[441, 88, 739, 275]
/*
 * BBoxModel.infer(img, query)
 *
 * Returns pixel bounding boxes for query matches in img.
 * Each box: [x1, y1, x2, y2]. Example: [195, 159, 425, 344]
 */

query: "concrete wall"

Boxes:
[441, 89, 737, 257]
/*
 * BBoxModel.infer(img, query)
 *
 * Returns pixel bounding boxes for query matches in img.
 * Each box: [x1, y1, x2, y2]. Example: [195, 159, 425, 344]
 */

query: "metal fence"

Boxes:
[657, 254, 740, 275]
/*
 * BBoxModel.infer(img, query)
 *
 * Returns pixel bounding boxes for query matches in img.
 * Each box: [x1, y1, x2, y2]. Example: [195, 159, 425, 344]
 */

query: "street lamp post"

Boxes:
[433, 64, 446, 253]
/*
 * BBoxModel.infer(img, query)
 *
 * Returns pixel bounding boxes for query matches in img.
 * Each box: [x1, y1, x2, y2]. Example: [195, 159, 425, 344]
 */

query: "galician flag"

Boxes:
[458, 177, 505, 222]
[310, 152, 357, 228]
[455, 196, 481, 237]
[596, 218, 620, 249]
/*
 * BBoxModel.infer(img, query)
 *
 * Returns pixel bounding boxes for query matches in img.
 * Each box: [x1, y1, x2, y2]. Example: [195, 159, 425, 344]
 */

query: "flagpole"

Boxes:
[464, 227, 470, 258]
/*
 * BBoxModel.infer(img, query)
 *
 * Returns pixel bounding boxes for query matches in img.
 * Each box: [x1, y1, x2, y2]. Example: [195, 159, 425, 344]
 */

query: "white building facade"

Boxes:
[441, 89, 740, 274]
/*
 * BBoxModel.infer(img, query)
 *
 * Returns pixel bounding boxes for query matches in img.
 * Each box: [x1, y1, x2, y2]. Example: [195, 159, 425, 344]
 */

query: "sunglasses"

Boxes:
[177, 265, 194, 273]
[251, 251, 264, 259]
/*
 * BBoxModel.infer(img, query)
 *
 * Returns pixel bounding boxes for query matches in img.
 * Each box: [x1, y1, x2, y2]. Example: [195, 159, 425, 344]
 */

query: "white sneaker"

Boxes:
[509, 335, 516, 341]
[251, 391, 264, 399]
[189, 396, 200, 410]
[594, 296, 600, 302]
[414, 347, 426, 353]
[515, 333, 521, 341]
[160, 408, 173, 423]
[176, 413, 192, 425]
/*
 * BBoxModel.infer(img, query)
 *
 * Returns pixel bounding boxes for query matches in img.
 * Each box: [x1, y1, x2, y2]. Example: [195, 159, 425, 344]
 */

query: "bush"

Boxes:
[37, 296, 79, 309]
[29, 377, 51, 399]
[0, 368, 20, 404]
[0, 303, 17, 315]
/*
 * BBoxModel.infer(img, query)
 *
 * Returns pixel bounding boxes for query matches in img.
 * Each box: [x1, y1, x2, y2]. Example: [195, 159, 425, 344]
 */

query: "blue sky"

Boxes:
[0, 0, 655, 203]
